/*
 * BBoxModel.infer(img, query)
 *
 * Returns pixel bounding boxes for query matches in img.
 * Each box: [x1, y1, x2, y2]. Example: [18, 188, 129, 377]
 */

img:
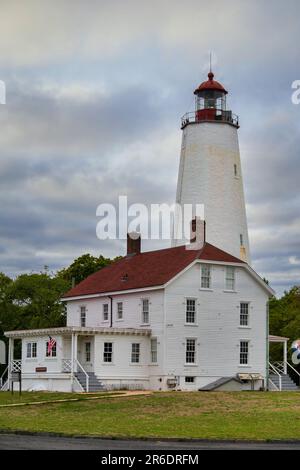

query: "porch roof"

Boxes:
[4, 326, 152, 339]
[269, 334, 289, 343]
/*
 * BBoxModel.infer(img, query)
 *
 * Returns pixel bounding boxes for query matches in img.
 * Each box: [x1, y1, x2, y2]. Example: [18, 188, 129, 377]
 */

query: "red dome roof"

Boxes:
[194, 72, 228, 95]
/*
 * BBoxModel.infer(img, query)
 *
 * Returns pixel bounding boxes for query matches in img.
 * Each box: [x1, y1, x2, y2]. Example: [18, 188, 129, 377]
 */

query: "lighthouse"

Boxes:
[173, 70, 250, 264]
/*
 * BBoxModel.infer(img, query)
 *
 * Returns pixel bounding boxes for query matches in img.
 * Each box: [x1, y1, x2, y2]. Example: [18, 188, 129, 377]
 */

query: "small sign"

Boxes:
[11, 372, 21, 382]
[35, 367, 47, 373]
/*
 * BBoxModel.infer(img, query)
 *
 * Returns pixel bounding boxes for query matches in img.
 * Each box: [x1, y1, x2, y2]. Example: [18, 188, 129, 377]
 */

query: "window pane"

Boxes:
[240, 341, 249, 364]
[186, 339, 196, 363]
[103, 342, 112, 362]
[201, 265, 211, 289]
[240, 302, 249, 326]
[117, 302, 123, 319]
[103, 304, 109, 321]
[142, 299, 149, 323]
[131, 343, 140, 363]
[151, 338, 157, 363]
[186, 299, 196, 323]
[80, 306, 86, 327]
[226, 267, 235, 290]
[27, 343, 31, 358]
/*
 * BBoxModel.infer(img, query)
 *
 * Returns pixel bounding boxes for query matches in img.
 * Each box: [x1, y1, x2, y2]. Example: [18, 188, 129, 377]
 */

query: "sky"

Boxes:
[0, 0, 299, 296]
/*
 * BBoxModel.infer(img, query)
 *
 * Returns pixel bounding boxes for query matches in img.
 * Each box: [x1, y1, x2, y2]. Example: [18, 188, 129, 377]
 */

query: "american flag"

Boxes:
[47, 336, 56, 355]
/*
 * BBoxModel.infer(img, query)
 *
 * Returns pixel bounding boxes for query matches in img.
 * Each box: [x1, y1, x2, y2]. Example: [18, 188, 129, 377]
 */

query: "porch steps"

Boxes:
[269, 373, 299, 391]
[75, 371, 106, 392]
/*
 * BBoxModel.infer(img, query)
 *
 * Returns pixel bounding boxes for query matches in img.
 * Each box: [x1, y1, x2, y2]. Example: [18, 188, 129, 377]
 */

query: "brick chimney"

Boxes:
[127, 232, 141, 256]
[190, 217, 206, 247]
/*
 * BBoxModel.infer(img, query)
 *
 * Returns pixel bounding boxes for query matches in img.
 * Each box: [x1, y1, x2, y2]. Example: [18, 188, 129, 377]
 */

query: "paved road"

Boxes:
[1, 433, 300, 450]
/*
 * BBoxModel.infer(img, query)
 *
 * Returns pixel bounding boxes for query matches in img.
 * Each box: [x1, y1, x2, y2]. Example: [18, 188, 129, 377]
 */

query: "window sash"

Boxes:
[185, 376, 195, 383]
[186, 339, 196, 364]
[85, 342, 91, 362]
[103, 304, 109, 321]
[240, 303, 249, 326]
[201, 265, 211, 289]
[240, 341, 249, 364]
[27, 342, 37, 358]
[131, 343, 140, 363]
[186, 299, 196, 323]
[142, 299, 149, 324]
[117, 302, 123, 319]
[80, 306, 86, 327]
[103, 342, 113, 362]
[150, 338, 157, 363]
[225, 267, 235, 290]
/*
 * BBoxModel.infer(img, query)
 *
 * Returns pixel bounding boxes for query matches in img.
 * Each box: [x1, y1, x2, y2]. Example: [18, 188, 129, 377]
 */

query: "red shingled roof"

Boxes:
[62, 243, 244, 299]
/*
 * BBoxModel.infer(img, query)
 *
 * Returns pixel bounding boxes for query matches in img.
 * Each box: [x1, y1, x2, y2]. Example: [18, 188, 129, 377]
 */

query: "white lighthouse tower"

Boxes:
[173, 70, 250, 263]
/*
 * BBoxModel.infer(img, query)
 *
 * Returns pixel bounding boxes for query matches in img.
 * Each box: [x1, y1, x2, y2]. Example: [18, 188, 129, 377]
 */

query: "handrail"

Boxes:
[268, 378, 279, 391]
[286, 361, 300, 386]
[0, 366, 8, 389]
[269, 362, 282, 391]
[74, 359, 89, 392]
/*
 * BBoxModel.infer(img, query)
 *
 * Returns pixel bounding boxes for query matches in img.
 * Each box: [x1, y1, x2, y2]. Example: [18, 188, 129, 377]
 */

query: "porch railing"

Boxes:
[269, 362, 282, 391]
[74, 359, 89, 393]
[11, 360, 22, 372]
[62, 358, 72, 373]
[0, 366, 8, 390]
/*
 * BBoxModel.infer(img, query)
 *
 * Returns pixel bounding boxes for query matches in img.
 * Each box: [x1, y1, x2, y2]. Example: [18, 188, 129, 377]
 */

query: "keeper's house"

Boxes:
[3, 233, 274, 393]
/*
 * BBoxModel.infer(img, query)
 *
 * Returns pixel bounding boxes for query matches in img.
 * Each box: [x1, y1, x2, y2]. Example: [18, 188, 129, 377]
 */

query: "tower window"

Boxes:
[234, 164, 238, 177]
[240, 234, 244, 246]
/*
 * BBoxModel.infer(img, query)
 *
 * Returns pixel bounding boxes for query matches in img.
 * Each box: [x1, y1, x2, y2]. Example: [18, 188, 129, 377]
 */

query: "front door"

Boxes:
[81, 340, 93, 372]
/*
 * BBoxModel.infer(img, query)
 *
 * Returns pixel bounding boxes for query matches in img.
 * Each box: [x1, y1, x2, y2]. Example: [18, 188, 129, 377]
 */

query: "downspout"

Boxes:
[266, 300, 270, 391]
[108, 296, 113, 328]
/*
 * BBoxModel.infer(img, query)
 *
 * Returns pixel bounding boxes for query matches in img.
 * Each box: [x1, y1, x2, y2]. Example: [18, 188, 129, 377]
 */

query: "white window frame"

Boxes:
[117, 302, 123, 320]
[131, 343, 140, 364]
[225, 266, 236, 291]
[185, 338, 197, 365]
[239, 340, 249, 365]
[185, 298, 197, 324]
[26, 342, 37, 359]
[80, 305, 86, 327]
[150, 338, 158, 363]
[141, 298, 150, 324]
[240, 302, 250, 327]
[200, 264, 211, 289]
[103, 342, 113, 363]
[103, 303, 109, 322]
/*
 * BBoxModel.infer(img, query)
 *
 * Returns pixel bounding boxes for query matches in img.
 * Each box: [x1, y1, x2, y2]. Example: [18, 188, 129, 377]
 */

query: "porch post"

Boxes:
[74, 334, 78, 373]
[8, 337, 14, 390]
[283, 340, 287, 374]
[71, 333, 74, 390]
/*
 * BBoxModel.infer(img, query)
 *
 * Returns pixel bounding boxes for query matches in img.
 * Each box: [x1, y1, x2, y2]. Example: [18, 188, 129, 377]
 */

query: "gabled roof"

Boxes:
[62, 242, 244, 299]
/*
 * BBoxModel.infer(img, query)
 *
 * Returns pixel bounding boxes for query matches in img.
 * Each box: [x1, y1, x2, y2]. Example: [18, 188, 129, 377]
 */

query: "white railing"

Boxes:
[0, 366, 8, 390]
[269, 362, 282, 391]
[272, 361, 285, 374]
[62, 358, 72, 373]
[12, 360, 22, 372]
[74, 359, 89, 392]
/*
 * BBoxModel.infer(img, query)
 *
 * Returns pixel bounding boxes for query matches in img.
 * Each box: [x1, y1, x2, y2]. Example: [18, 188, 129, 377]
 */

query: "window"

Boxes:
[80, 306, 86, 327]
[131, 343, 140, 363]
[234, 163, 238, 177]
[186, 339, 196, 364]
[103, 342, 113, 363]
[117, 302, 123, 320]
[186, 299, 196, 324]
[240, 341, 249, 365]
[225, 266, 235, 290]
[26, 342, 37, 358]
[142, 299, 149, 324]
[46, 340, 57, 358]
[150, 338, 157, 363]
[85, 342, 91, 362]
[201, 264, 211, 289]
[240, 234, 244, 246]
[185, 376, 195, 383]
[103, 303, 109, 321]
[240, 302, 249, 326]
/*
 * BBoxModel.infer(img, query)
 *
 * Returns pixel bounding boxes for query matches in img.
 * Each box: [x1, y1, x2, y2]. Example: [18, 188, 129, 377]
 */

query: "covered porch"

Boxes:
[269, 335, 300, 391]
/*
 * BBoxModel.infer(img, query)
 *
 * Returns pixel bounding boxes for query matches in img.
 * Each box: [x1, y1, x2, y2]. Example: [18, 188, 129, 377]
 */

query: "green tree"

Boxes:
[57, 253, 120, 287]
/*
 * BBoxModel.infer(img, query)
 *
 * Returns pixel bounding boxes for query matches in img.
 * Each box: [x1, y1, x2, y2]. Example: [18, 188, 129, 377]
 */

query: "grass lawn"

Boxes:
[0, 391, 122, 406]
[1, 391, 300, 440]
